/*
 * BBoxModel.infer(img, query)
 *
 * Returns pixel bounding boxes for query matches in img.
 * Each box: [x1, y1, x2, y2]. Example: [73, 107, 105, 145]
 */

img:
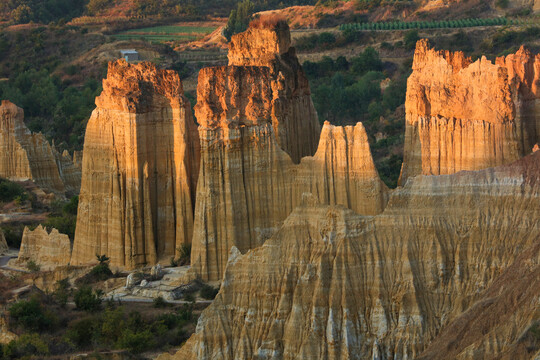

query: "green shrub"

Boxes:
[116, 329, 155, 354]
[3, 333, 49, 358]
[63, 195, 78, 215]
[176, 243, 191, 265]
[153, 296, 168, 308]
[404, 30, 420, 50]
[8, 297, 56, 332]
[496, 0, 509, 8]
[0, 178, 27, 203]
[26, 259, 41, 272]
[65, 317, 100, 348]
[53, 278, 70, 307]
[183, 293, 195, 303]
[200, 284, 219, 300]
[74, 286, 102, 312]
[176, 304, 193, 322]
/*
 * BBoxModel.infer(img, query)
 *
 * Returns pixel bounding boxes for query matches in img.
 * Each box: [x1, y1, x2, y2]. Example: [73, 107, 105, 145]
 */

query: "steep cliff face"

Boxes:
[191, 111, 388, 281]
[190, 21, 386, 281]
[172, 151, 540, 360]
[0, 100, 80, 194]
[16, 225, 71, 270]
[71, 60, 200, 268]
[227, 19, 320, 163]
[400, 40, 540, 184]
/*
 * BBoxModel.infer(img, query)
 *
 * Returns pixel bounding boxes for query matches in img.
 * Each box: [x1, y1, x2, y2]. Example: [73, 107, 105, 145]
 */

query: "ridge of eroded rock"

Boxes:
[400, 39, 540, 184]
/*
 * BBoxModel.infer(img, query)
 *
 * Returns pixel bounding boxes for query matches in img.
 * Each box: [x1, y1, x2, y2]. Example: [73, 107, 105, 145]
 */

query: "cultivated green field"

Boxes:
[114, 25, 217, 43]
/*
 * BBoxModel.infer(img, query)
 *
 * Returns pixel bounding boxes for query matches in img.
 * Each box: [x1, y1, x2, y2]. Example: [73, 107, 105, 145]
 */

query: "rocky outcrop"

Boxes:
[0, 228, 8, 255]
[16, 225, 71, 269]
[0, 100, 81, 194]
[226, 19, 320, 163]
[190, 21, 387, 281]
[172, 151, 540, 360]
[400, 40, 540, 184]
[191, 114, 388, 281]
[71, 60, 200, 269]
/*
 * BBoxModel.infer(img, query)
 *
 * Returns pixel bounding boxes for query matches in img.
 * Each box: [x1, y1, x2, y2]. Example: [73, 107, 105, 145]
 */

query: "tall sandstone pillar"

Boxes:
[190, 20, 388, 281]
[71, 60, 200, 268]
[400, 39, 540, 184]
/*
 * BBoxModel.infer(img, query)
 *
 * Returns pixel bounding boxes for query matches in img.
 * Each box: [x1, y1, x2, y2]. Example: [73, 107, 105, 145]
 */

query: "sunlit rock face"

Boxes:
[71, 60, 200, 269]
[400, 39, 540, 184]
[227, 19, 320, 163]
[0, 100, 80, 195]
[167, 150, 540, 360]
[16, 225, 71, 270]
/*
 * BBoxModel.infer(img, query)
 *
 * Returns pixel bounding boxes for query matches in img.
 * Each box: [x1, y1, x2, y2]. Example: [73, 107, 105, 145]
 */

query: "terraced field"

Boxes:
[114, 25, 217, 43]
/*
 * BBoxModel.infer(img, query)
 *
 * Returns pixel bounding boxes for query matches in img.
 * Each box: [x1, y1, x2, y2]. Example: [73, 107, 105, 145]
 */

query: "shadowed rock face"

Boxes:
[71, 60, 200, 269]
[0, 229, 8, 255]
[0, 100, 81, 195]
[166, 151, 540, 360]
[400, 39, 540, 184]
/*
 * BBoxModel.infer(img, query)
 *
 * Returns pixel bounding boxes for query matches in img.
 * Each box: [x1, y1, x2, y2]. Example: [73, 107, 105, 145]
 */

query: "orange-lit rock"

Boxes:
[71, 60, 200, 269]
[0, 100, 80, 194]
[227, 19, 320, 163]
[400, 40, 540, 184]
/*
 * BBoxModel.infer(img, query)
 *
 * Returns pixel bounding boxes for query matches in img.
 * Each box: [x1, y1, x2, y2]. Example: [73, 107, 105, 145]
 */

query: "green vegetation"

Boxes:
[481, 26, 540, 56]
[74, 286, 103, 312]
[65, 304, 194, 354]
[176, 243, 192, 265]
[224, 0, 255, 40]
[0, 0, 86, 24]
[5, 287, 199, 357]
[303, 47, 408, 188]
[43, 196, 79, 240]
[340, 17, 512, 31]
[26, 260, 41, 272]
[0, 69, 101, 151]
[0, 178, 28, 203]
[200, 284, 219, 300]
[114, 25, 216, 43]
[153, 296, 169, 308]
[354, 0, 414, 11]
[76, 254, 114, 285]
[8, 296, 57, 332]
[2, 333, 50, 358]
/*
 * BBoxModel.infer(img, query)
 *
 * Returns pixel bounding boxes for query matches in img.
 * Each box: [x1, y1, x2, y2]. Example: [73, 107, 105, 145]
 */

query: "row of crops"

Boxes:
[339, 17, 517, 31]
[113, 25, 217, 43]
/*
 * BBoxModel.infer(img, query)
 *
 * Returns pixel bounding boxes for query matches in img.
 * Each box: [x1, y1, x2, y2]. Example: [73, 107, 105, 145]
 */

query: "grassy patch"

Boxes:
[114, 25, 217, 43]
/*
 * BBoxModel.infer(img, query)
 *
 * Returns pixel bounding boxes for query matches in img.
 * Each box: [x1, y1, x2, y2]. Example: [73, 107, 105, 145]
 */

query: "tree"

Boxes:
[74, 286, 102, 312]
[223, 0, 254, 40]
[404, 30, 420, 50]
[12, 5, 33, 24]
[351, 47, 382, 75]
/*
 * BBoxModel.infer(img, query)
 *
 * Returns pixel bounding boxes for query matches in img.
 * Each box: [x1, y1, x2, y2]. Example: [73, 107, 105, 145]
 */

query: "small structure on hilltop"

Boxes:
[119, 49, 139, 62]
